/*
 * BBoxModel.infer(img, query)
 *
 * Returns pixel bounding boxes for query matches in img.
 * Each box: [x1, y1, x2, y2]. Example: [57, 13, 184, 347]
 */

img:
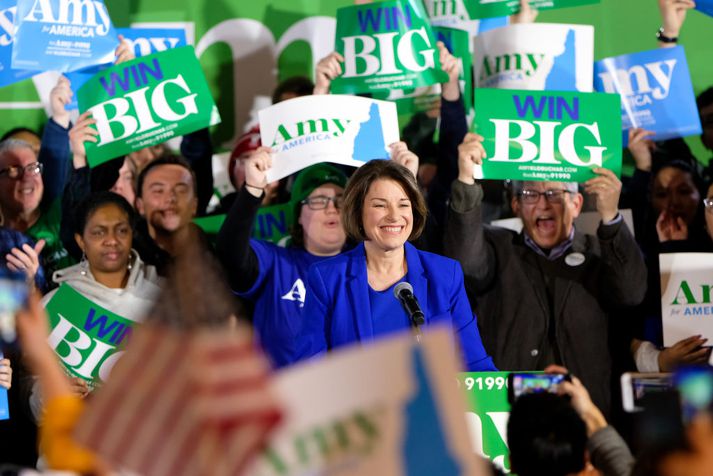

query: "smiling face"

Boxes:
[652, 166, 701, 225]
[361, 179, 413, 252]
[76, 203, 133, 276]
[299, 184, 346, 256]
[0, 146, 44, 217]
[512, 181, 583, 250]
[136, 164, 197, 235]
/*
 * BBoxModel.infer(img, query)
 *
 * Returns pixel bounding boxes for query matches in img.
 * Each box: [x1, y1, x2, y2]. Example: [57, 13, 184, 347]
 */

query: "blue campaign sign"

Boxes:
[11, 0, 119, 73]
[696, 0, 713, 17]
[478, 16, 508, 34]
[116, 27, 186, 58]
[0, 0, 35, 87]
[0, 352, 8, 420]
[593, 46, 701, 142]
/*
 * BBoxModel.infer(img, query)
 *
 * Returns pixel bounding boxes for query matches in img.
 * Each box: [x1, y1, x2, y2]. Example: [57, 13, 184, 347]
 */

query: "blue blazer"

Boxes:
[295, 242, 496, 371]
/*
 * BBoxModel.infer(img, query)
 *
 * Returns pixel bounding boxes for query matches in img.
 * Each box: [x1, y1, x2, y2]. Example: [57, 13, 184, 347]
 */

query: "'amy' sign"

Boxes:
[12, 0, 118, 72]
[44, 283, 138, 389]
[77, 45, 220, 167]
[473, 88, 621, 182]
[594, 46, 702, 142]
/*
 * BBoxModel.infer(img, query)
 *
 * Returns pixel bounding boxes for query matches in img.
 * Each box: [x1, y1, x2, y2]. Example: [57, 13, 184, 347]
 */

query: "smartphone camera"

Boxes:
[0, 269, 29, 347]
[621, 372, 673, 413]
[507, 372, 571, 403]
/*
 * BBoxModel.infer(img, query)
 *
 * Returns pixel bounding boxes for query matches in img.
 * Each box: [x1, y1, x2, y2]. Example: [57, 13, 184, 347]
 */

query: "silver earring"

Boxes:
[80, 253, 88, 276]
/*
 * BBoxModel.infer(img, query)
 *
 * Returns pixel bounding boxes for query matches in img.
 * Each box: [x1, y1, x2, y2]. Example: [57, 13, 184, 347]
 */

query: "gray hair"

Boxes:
[0, 139, 36, 159]
[510, 180, 579, 197]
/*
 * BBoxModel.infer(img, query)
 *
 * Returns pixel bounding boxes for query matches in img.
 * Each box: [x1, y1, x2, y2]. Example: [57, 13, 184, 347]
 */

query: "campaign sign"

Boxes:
[460, 372, 511, 473]
[473, 88, 622, 182]
[0, 0, 35, 87]
[64, 27, 188, 110]
[660, 253, 713, 347]
[464, 0, 599, 19]
[474, 23, 594, 92]
[434, 26, 473, 115]
[424, 0, 508, 35]
[695, 0, 713, 17]
[44, 284, 137, 389]
[194, 202, 294, 247]
[331, 0, 449, 95]
[12, 0, 118, 73]
[594, 46, 702, 142]
[78, 46, 220, 167]
[259, 95, 399, 182]
[116, 27, 186, 58]
[244, 327, 488, 475]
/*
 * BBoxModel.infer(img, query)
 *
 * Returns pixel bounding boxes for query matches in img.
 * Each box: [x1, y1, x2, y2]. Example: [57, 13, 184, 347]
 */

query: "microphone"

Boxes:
[394, 282, 425, 332]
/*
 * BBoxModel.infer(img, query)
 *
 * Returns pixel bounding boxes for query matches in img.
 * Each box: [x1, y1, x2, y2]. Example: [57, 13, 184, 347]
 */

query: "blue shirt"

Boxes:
[368, 281, 410, 337]
[296, 242, 497, 371]
[240, 239, 331, 368]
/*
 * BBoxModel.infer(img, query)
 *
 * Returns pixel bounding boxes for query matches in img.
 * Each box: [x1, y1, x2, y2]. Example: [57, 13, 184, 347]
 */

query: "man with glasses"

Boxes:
[217, 149, 348, 367]
[444, 133, 647, 414]
[0, 139, 73, 280]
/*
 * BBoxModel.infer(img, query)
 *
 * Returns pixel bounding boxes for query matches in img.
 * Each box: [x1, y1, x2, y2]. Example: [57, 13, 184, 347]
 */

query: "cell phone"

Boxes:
[0, 269, 29, 347]
[507, 372, 571, 403]
[674, 366, 713, 423]
[621, 372, 673, 413]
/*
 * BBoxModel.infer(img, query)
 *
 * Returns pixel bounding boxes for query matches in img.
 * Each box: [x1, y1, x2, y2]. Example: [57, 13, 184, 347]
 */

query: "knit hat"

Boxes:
[290, 163, 348, 207]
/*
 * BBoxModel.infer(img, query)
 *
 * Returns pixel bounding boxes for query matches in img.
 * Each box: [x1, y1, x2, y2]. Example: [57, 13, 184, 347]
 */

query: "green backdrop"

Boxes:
[2, 0, 711, 167]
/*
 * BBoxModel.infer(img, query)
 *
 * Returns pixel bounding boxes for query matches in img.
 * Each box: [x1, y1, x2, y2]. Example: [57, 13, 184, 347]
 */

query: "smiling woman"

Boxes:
[296, 159, 496, 371]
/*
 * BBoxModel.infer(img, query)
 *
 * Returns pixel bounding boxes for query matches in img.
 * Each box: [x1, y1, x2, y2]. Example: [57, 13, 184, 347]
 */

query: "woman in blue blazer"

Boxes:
[296, 156, 496, 371]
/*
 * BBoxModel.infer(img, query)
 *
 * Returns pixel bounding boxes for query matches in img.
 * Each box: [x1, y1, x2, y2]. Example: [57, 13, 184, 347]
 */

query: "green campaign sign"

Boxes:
[433, 25, 472, 117]
[459, 372, 511, 473]
[78, 45, 220, 167]
[44, 284, 137, 390]
[473, 88, 622, 182]
[193, 201, 294, 246]
[331, 0, 449, 95]
[464, 0, 600, 20]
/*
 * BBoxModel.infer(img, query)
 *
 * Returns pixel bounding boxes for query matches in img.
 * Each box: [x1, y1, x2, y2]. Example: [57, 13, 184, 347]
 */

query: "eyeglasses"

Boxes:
[301, 195, 342, 210]
[0, 162, 43, 180]
[518, 189, 572, 204]
[704, 197, 713, 211]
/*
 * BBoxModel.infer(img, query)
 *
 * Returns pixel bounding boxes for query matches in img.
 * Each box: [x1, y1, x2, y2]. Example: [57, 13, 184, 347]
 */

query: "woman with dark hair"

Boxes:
[30, 192, 162, 420]
[295, 159, 496, 371]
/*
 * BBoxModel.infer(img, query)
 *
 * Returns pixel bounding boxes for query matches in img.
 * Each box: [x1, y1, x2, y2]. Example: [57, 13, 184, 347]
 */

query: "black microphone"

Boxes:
[393, 282, 425, 330]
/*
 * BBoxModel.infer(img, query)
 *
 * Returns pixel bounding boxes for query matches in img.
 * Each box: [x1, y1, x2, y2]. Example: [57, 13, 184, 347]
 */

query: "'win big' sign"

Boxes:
[473, 88, 621, 182]
[331, 0, 448, 95]
[78, 46, 220, 167]
[44, 284, 138, 389]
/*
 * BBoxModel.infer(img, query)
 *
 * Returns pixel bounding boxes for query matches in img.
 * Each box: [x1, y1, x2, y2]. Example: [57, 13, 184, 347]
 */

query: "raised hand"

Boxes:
[583, 168, 622, 223]
[389, 141, 419, 179]
[457, 133, 486, 185]
[313, 52, 344, 95]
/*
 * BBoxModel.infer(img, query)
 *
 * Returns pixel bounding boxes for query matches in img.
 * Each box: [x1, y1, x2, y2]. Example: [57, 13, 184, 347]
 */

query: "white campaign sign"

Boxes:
[660, 253, 713, 346]
[259, 94, 399, 182]
[473, 23, 594, 92]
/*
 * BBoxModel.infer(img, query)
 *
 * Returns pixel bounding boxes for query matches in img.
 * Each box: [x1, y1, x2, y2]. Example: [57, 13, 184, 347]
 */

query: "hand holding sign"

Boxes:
[389, 141, 418, 178]
[314, 51, 344, 95]
[437, 41, 460, 101]
[0, 358, 10, 390]
[659, 335, 710, 372]
[457, 133, 486, 185]
[50, 76, 73, 128]
[244, 147, 274, 197]
[69, 111, 98, 169]
[659, 0, 696, 44]
[114, 34, 135, 65]
[510, 0, 539, 24]
[628, 128, 655, 172]
[583, 168, 621, 223]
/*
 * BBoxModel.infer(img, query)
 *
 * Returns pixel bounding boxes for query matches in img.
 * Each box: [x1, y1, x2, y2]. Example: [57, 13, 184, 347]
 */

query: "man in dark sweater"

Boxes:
[444, 133, 647, 414]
